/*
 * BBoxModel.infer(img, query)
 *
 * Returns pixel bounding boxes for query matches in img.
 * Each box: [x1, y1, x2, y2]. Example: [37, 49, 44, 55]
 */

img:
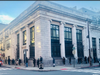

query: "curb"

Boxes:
[79, 65, 100, 69]
[15, 67, 59, 72]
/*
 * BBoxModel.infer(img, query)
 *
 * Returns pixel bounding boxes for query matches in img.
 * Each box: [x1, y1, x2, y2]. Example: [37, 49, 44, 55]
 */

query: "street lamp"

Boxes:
[87, 18, 92, 66]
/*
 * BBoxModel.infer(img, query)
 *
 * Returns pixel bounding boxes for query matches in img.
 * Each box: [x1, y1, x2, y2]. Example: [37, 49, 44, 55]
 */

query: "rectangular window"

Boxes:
[51, 24, 59, 41]
[30, 26, 35, 58]
[76, 29, 82, 42]
[17, 34, 19, 59]
[51, 24, 60, 57]
[76, 29, 84, 57]
[64, 27, 73, 57]
[92, 38, 97, 62]
[17, 34, 19, 45]
[30, 26, 35, 45]
[99, 39, 100, 49]
[64, 27, 72, 41]
[23, 30, 26, 45]
[6, 39, 10, 50]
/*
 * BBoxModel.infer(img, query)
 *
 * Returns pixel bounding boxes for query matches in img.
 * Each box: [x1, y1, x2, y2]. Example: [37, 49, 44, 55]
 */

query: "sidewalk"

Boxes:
[3, 63, 100, 71]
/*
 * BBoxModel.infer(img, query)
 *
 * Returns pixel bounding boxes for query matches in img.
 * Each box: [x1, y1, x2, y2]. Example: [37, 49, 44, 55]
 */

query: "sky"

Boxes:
[0, 1, 100, 24]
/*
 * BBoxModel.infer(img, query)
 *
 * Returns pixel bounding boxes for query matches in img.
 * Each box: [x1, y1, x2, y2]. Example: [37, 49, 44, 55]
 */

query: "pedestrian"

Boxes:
[88, 56, 89, 63]
[16, 59, 18, 66]
[84, 56, 87, 64]
[26, 57, 28, 67]
[69, 57, 71, 65]
[33, 57, 36, 67]
[8, 58, 10, 65]
[19, 58, 21, 65]
[37, 58, 39, 68]
[40, 56, 43, 64]
[62, 57, 65, 65]
[53, 58, 55, 67]
[94, 56, 96, 63]
[13, 59, 15, 65]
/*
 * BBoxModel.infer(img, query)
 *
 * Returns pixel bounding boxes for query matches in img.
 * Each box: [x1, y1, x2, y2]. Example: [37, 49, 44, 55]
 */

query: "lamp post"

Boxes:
[87, 19, 92, 66]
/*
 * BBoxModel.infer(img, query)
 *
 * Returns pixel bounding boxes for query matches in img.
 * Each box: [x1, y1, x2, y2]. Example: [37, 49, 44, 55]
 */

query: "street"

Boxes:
[0, 66, 100, 75]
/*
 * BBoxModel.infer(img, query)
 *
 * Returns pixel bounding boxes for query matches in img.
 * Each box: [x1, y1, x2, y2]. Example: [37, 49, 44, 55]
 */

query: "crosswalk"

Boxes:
[0, 68, 16, 70]
[62, 69, 100, 74]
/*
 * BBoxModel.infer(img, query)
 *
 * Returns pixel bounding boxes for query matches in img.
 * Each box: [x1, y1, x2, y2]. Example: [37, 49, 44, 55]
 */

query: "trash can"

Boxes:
[39, 63, 43, 69]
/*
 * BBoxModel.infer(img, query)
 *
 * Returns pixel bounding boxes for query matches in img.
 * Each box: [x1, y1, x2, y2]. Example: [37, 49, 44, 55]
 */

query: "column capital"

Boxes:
[19, 28, 22, 31]
[60, 22, 65, 25]
[83, 26, 86, 29]
[48, 19, 52, 23]
[72, 24, 77, 28]
[25, 24, 29, 28]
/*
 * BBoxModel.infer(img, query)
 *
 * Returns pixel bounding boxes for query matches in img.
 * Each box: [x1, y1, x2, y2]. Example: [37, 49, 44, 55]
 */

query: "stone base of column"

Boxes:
[43, 58, 53, 67]
[28, 59, 33, 66]
[27, 58, 80, 67]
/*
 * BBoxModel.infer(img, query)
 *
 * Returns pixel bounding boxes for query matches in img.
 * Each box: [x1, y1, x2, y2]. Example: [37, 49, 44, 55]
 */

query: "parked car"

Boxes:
[0, 60, 3, 67]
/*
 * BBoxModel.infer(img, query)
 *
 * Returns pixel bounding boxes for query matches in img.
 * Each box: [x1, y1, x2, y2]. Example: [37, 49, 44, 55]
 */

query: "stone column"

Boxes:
[35, 17, 52, 66]
[96, 38, 100, 58]
[19, 29, 23, 59]
[72, 25, 78, 59]
[11, 32, 17, 59]
[82, 27, 89, 57]
[60, 22, 65, 58]
[26, 25, 30, 59]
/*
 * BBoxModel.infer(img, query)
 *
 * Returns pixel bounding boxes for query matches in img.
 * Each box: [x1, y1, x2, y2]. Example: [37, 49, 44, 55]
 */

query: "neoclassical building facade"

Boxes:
[0, 1, 100, 66]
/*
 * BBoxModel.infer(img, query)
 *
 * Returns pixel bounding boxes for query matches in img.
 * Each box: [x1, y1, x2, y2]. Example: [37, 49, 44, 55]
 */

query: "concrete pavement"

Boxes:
[3, 63, 100, 71]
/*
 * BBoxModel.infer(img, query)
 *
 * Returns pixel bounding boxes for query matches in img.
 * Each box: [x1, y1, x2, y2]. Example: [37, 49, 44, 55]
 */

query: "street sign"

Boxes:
[72, 50, 75, 55]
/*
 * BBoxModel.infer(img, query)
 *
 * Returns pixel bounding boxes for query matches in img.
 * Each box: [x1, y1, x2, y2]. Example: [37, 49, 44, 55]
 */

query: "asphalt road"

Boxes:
[0, 66, 100, 75]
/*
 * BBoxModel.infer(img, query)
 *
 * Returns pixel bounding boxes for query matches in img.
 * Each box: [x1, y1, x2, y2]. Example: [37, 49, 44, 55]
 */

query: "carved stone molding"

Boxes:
[83, 26, 86, 29]
[49, 19, 52, 24]
[60, 22, 65, 25]
[72, 24, 77, 28]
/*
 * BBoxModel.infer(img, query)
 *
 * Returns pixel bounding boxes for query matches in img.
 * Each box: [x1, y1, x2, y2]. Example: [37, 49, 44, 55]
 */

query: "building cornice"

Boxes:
[0, 1, 93, 35]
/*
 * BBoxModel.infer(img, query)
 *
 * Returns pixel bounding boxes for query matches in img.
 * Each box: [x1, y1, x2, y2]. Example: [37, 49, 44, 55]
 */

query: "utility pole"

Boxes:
[87, 19, 92, 66]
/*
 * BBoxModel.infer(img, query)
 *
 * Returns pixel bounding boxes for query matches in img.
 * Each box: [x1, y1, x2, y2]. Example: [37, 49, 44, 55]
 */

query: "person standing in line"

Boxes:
[40, 56, 43, 64]
[69, 57, 71, 65]
[62, 57, 65, 65]
[8, 58, 10, 65]
[88, 56, 89, 63]
[33, 57, 36, 67]
[5, 57, 7, 64]
[19, 58, 21, 65]
[84, 56, 87, 64]
[37, 58, 39, 68]
[16, 59, 18, 66]
[26, 57, 28, 67]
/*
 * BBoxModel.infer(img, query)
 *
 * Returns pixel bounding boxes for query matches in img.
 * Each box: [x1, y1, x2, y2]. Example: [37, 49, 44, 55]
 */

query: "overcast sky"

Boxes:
[0, 1, 100, 24]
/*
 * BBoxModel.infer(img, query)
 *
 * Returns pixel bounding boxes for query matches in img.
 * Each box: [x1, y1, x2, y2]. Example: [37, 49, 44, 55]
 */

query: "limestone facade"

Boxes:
[0, 1, 100, 66]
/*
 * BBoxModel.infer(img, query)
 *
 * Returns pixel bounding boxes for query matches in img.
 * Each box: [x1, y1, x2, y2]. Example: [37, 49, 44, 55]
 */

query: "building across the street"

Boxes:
[0, 1, 100, 66]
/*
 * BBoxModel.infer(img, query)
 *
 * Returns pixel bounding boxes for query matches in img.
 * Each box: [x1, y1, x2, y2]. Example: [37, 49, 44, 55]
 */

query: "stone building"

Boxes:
[0, 1, 100, 66]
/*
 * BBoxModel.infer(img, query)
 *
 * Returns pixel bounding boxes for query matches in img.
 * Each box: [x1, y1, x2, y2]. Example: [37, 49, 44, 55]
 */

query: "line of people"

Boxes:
[5, 58, 22, 65]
